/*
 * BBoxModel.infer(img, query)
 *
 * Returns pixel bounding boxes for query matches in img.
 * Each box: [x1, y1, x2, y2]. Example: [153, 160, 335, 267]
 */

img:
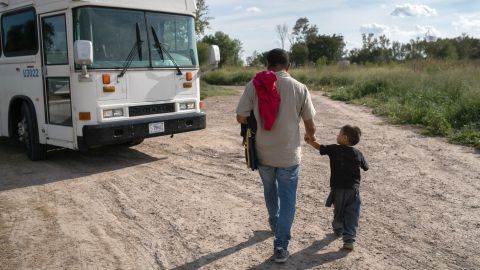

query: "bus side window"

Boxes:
[1, 8, 38, 57]
[42, 15, 68, 65]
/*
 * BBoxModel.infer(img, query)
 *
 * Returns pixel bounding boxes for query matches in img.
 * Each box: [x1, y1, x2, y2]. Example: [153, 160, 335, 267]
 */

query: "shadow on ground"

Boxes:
[171, 230, 272, 270]
[0, 138, 160, 192]
[171, 232, 349, 270]
[250, 234, 349, 270]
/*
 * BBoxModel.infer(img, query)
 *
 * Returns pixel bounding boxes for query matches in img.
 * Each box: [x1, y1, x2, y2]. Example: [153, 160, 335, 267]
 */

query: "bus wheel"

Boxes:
[123, 139, 144, 147]
[18, 103, 47, 161]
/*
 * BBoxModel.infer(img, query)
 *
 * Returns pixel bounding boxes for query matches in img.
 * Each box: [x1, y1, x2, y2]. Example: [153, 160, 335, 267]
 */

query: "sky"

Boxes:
[203, 0, 480, 61]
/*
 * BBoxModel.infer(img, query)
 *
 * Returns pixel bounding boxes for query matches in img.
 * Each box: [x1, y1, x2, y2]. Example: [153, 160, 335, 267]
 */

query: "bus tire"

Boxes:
[18, 103, 47, 161]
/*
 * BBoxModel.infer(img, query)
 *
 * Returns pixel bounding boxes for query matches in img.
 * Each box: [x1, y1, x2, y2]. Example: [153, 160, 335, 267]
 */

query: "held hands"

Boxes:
[304, 133, 316, 144]
[304, 133, 320, 150]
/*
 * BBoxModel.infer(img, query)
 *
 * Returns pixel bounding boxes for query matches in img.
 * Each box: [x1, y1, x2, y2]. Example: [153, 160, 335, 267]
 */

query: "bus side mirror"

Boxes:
[74, 40, 93, 65]
[208, 45, 220, 70]
[74, 40, 93, 79]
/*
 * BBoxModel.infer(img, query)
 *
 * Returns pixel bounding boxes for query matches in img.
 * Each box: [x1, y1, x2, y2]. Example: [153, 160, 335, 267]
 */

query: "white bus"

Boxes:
[0, 0, 219, 160]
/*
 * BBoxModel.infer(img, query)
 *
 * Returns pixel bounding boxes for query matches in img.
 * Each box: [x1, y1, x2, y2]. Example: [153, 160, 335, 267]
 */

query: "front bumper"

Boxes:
[77, 112, 206, 150]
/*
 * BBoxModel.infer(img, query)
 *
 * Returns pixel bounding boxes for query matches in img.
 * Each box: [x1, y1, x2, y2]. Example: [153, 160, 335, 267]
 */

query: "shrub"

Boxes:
[351, 77, 390, 98]
[200, 81, 239, 99]
[449, 124, 480, 149]
[202, 68, 256, 85]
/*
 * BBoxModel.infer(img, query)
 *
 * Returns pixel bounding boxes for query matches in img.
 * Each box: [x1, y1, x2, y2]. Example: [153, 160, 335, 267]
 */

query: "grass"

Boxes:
[202, 61, 480, 149]
[200, 80, 239, 100]
[202, 68, 257, 86]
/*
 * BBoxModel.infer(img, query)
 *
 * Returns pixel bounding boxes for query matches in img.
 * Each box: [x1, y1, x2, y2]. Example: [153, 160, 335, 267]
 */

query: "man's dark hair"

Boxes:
[266, 48, 289, 68]
[341, 125, 362, 146]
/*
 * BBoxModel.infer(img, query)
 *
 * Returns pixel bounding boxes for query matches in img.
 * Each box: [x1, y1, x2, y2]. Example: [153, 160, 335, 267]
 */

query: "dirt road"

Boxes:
[1, 89, 479, 270]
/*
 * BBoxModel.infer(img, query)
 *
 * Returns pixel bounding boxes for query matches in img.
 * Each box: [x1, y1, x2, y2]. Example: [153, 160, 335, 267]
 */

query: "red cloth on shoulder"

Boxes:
[253, 71, 281, 130]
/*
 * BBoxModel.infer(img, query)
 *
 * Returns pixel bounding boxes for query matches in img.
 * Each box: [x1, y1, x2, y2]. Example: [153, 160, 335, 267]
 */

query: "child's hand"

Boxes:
[305, 137, 321, 150]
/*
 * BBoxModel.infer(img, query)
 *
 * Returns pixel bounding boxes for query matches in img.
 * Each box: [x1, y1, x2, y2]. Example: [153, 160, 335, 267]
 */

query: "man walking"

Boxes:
[236, 49, 316, 263]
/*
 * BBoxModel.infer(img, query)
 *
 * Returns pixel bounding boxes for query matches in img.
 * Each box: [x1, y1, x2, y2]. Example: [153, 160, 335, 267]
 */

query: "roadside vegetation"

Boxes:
[202, 68, 256, 86]
[202, 61, 480, 149]
[195, 4, 479, 149]
[200, 80, 239, 100]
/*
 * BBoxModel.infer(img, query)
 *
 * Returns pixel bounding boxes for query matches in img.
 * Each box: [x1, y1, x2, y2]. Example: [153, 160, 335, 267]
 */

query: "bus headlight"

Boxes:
[103, 108, 124, 118]
[179, 102, 195, 110]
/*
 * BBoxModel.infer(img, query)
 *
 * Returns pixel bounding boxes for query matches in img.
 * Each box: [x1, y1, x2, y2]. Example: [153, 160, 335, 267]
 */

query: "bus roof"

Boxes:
[0, 0, 197, 16]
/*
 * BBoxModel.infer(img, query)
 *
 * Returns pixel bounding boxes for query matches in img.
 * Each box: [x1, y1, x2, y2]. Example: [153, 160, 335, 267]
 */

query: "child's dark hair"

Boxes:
[341, 125, 362, 146]
[266, 48, 289, 68]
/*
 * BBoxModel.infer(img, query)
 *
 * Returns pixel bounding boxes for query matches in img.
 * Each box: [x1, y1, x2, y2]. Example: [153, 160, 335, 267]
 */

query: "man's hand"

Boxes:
[305, 135, 321, 150]
[304, 133, 316, 143]
[236, 115, 248, 124]
[303, 118, 320, 150]
[303, 119, 316, 142]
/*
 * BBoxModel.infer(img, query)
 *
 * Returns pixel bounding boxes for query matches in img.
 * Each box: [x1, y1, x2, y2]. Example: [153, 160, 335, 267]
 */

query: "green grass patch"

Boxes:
[327, 63, 480, 149]
[202, 67, 257, 86]
[449, 124, 480, 148]
[200, 80, 239, 100]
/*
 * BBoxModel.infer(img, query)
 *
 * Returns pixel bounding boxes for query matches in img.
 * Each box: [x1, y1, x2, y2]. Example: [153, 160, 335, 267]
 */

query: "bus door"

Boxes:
[40, 12, 74, 148]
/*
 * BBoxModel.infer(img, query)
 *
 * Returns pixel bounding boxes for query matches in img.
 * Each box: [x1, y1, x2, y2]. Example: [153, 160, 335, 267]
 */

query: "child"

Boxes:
[306, 125, 369, 251]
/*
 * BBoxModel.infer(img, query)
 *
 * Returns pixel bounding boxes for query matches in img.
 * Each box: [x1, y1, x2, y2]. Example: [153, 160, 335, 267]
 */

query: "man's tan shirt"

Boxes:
[236, 71, 316, 168]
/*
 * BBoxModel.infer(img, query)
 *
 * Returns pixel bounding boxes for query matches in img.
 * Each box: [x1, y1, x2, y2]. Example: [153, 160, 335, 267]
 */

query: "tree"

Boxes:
[424, 39, 458, 59]
[454, 34, 478, 59]
[290, 42, 309, 66]
[292, 17, 318, 43]
[196, 41, 210, 66]
[202, 31, 243, 67]
[292, 17, 308, 40]
[246, 50, 267, 67]
[348, 34, 480, 65]
[276, 23, 289, 50]
[289, 17, 346, 65]
[349, 34, 394, 64]
[391, 41, 405, 61]
[195, 0, 212, 37]
[307, 34, 345, 64]
[404, 38, 426, 60]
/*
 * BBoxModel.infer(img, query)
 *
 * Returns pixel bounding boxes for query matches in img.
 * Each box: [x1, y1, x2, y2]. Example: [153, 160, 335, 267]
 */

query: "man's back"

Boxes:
[237, 71, 315, 167]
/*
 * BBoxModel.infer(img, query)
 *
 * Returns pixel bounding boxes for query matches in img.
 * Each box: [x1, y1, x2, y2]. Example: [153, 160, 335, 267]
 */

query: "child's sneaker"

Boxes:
[274, 247, 289, 263]
[342, 241, 354, 251]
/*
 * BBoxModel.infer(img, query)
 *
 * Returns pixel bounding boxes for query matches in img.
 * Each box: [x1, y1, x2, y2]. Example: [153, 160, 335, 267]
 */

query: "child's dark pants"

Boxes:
[330, 188, 361, 243]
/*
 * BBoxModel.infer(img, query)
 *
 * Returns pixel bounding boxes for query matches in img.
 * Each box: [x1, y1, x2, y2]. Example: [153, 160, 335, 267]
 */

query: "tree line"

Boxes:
[195, 2, 480, 68]
[253, 17, 480, 67]
[349, 33, 480, 65]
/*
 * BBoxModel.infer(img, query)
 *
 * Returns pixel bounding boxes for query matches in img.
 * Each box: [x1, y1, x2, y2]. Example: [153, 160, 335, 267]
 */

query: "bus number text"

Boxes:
[23, 68, 40, 78]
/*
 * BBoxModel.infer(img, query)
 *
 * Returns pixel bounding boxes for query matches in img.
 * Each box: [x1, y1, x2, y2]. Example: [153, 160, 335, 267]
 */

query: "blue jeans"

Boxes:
[258, 164, 299, 250]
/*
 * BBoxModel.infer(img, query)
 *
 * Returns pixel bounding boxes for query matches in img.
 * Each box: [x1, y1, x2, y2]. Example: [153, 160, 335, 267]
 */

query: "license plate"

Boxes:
[149, 122, 165, 134]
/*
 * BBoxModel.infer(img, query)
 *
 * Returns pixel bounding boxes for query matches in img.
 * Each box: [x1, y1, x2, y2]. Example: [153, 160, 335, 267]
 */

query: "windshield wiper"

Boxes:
[151, 26, 183, 75]
[118, 23, 144, 78]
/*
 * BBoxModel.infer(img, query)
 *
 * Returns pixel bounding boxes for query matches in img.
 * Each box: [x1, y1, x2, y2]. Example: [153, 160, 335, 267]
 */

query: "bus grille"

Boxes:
[129, 103, 175, 117]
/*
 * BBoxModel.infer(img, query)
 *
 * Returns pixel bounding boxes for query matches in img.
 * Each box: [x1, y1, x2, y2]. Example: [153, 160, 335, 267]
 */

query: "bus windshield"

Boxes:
[73, 7, 198, 69]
